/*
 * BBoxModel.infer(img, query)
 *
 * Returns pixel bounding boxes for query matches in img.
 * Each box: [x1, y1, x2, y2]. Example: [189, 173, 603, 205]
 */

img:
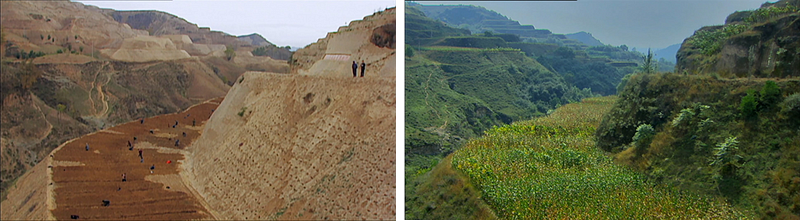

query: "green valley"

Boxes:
[406, 0, 800, 219]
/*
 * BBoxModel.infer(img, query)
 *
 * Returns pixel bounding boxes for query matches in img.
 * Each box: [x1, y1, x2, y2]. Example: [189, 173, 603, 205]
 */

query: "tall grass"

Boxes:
[450, 96, 749, 219]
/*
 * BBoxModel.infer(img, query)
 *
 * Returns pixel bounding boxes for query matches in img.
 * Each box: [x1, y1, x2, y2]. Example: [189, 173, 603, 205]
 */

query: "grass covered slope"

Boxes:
[405, 48, 594, 175]
[445, 96, 748, 219]
[596, 73, 800, 219]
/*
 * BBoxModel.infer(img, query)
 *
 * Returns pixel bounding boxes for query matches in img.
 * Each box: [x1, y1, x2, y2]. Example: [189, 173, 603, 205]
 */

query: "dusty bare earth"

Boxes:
[1, 98, 222, 220]
[292, 8, 396, 78]
[187, 72, 396, 220]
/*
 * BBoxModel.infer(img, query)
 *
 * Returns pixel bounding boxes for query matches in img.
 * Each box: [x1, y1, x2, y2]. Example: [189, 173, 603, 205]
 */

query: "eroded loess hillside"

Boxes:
[291, 8, 395, 77]
[186, 72, 395, 220]
[183, 8, 396, 220]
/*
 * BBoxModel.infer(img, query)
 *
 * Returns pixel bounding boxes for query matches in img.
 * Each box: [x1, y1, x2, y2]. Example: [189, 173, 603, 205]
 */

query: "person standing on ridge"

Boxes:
[360, 60, 366, 77]
[85, 143, 89, 151]
[352, 61, 358, 77]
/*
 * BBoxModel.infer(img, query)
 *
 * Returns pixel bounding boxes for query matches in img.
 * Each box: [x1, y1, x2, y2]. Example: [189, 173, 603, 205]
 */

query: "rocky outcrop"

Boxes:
[676, 0, 800, 77]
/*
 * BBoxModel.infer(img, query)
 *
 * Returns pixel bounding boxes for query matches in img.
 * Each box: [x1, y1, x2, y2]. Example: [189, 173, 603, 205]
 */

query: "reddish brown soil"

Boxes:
[49, 97, 223, 220]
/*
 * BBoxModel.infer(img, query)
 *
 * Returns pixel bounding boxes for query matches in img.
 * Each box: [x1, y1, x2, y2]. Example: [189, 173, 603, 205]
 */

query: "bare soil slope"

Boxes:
[187, 72, 395, 220]
[2, 98, 222, 220]
[292, 8, 396, 77]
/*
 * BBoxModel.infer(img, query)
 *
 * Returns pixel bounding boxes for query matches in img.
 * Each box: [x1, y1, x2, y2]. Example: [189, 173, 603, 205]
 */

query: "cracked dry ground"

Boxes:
[49, 97, 223, 220]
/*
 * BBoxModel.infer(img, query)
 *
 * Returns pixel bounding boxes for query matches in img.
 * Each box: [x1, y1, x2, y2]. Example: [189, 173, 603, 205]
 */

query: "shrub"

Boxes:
[237, 107, 247, 117]
[633, 124, 655, 152]
[616, 74, 632, 94]
[406, 44, 414, 57]
[672, 108, 696, 126]
[744, 5, 799, 23]
[780, 93, 800, 117]
[690, 24, 748, 56]
[759, 80, 780, 108]
[740, 89, 759, 118]
[709, 136, 741, 167]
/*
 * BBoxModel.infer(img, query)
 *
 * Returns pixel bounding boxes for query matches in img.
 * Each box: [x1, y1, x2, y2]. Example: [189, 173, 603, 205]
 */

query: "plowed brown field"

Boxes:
[48, 97, 223, 220]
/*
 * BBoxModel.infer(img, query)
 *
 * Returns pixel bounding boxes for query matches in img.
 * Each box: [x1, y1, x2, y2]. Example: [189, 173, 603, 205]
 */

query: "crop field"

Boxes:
[451, 96, 751, 219]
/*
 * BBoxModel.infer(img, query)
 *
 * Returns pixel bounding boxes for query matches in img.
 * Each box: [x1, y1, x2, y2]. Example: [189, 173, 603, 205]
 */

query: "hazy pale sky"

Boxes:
[75, 0, 395, 49]
[417, 0, 770, 49]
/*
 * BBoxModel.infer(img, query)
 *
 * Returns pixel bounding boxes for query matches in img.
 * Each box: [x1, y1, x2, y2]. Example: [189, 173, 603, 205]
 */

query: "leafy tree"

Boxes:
[224, 45, 236, 61]
[641, 48, 655, 74]
[20, 60, 43, 90]
[484, 31, 493, 37]
[79, 46, 84, 52]
[553, 47, 575, 59]
[40, 34, 44, 40]
[633, 124, 655, 154]
[47, 34, 51, 40]
[619, 44, 628, 51]
[56, 104, 67, 123]
[740, 89, 758, 118]
[57, 49, 63, 54]
[759, 80, 780, 108]
[406, 44, 414, 57]
[617, 74, 632, 94]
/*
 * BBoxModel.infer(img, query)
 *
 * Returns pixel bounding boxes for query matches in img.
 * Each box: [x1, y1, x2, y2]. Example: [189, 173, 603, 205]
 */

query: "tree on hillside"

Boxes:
[20, 59, 43, 90]
[225, 45, 236, 61]
[1, 29, 6, 59]
[641, 48, 655, 74]
[56, 104, 67, 124]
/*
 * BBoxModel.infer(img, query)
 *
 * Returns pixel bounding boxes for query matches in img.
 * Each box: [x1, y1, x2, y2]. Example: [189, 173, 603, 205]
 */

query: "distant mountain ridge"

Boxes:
[565, 31, 604, 46]
[236, 33, 274, 47]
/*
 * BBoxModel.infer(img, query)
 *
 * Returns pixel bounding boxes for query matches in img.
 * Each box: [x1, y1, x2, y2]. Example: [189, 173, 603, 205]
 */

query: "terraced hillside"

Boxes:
[2, 98, 223, 220]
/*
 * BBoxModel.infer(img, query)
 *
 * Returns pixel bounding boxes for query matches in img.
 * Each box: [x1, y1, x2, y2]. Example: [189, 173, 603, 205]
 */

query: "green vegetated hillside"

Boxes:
[413, 2, 674, 72]
[597, 74, 799, 219]
[596, 1, 800, 219]
[408, 96, 750, 219]
[405, 2, 671, 186]
[405, 3, 596, 188]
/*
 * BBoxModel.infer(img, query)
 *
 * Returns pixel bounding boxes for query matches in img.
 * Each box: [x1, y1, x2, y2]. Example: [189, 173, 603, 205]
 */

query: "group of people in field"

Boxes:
[73, 111, 207, 214]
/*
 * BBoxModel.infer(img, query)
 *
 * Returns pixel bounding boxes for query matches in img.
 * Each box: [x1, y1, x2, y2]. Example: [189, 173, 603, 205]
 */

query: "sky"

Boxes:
[75, 0, 396, 49]
[416, 0, 771, 49]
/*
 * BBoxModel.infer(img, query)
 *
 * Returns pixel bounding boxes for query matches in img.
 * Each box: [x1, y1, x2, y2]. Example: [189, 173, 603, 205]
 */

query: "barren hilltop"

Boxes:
[2, 2, 396, 220]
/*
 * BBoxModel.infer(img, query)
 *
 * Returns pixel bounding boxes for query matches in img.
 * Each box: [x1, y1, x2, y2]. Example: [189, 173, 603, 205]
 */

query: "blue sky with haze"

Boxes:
[416, 0, 770, 49]
[75, 0, 396, 49]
